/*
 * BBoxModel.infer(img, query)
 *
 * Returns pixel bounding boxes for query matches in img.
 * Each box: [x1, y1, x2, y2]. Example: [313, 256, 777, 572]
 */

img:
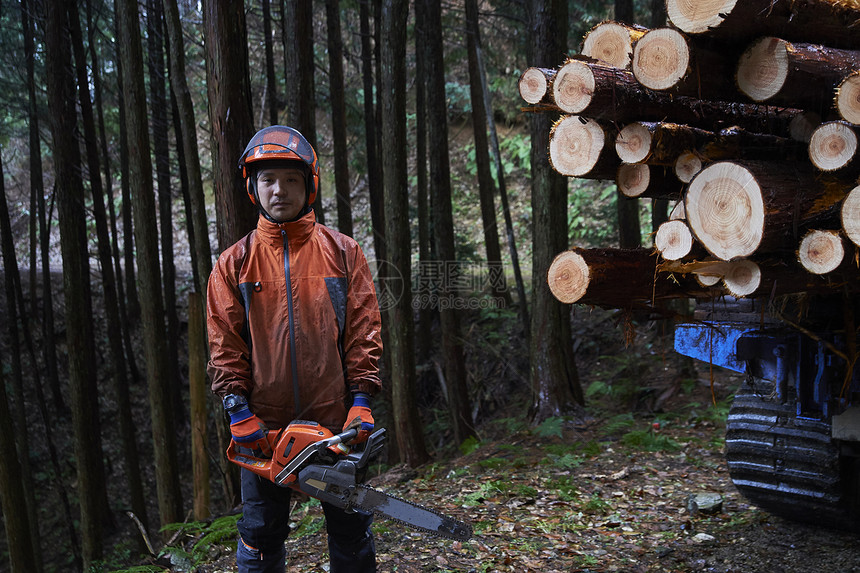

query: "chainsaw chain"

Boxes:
[352, 484, 472, 541]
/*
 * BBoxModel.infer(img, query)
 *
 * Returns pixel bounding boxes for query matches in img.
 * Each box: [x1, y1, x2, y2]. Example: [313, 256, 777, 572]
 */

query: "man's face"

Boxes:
[256, 167, 307, 222]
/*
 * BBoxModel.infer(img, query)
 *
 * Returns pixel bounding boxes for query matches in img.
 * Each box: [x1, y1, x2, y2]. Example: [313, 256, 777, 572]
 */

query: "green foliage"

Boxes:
[547, 475, 580, 502]
[445, 81, 472, 116]
[600, 413, 636, 436]
[477, 457, 507, 471]
[149, 514, 241, 570]
[620, 429, 682, 452]
[583, 493, 612, 515]
[534, 416, 564, 438]
[460, 435, 482, 456]
[568, 180, 618, 247]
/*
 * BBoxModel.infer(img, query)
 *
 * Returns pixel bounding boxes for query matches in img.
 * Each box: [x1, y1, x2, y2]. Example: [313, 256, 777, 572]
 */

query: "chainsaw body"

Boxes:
[226, 420, 471, 540]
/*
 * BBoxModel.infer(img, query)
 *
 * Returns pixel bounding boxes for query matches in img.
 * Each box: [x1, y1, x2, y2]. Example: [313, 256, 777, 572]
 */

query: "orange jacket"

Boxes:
[207, 211, 383, 431]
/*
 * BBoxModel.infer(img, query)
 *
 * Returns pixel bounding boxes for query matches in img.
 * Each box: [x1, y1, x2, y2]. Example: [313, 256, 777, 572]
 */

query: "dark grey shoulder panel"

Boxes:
[238, 282, 254, 355]
[325, 276, 348, 340]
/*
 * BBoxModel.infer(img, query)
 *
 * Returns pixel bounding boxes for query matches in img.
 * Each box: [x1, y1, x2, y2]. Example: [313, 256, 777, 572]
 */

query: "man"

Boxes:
[207, 125, 382, 572]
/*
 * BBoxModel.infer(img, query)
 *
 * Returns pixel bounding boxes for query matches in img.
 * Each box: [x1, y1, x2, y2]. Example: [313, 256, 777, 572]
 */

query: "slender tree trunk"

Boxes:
[423, 0, 476, 444]
[413, 0, 432, 363]
[146, 0, 184, 427]
[163, 0, 213, 295]
[327, 0, 354, 236]
[88, 0, 141, 388]
[263, 0, 279, 125]
[528, 0, 584, 422]
[117, 0, 184, 528]
[294, 0, 323, 223]
[22, 0, 65, 415]
[360, 0, 385, 263]
[203, 0, 258, 251]
[281, 0, 300, 126]
[0, 156, 44, 572]
[381, 0, 429, 468]
[0, 347, 37, 572]
[45, 0, 110, 563]
[69, 0, 148, 532]
[465, 0, 508, 303]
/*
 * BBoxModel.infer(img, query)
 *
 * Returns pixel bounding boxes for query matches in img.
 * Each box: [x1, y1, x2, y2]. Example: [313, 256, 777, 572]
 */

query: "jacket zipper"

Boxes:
[282, 229, 301, 417]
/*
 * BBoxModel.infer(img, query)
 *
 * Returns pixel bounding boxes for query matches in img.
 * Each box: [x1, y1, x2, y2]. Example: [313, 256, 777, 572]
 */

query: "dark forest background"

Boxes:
[0, 0, 669, 570]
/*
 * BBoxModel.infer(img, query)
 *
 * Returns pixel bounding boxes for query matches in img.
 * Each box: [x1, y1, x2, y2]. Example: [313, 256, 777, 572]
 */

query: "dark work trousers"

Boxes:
[236, 467, 377, 573]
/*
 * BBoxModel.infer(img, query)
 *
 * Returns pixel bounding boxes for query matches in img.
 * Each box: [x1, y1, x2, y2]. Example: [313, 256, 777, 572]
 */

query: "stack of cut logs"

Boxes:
[520, 0, 860, 309]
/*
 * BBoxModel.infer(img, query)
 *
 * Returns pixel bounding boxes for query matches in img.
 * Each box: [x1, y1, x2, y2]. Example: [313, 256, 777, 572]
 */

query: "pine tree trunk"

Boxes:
[423, 0, 476, 443]
[204, 0, 258, 251]
[163, 0, 213, 296]
[0, 350, 37, 571]
[294, 0, 324, 224]
[188, 292, 211, 520]
[327, 0, 354, 237]
[118, 0, 183, 528]
[45, 1, 108, 563]
[262, 0, 279, 125]
[381, 0, 429, 467]
[69, 0, 146, 532]
[465, 0, 509, 303]
[22, 0, 65, 415]
[528, 0, 583, 422]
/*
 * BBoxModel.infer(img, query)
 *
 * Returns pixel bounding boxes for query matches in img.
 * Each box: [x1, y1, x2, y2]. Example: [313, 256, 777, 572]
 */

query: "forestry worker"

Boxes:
[206, 125, 383, 573]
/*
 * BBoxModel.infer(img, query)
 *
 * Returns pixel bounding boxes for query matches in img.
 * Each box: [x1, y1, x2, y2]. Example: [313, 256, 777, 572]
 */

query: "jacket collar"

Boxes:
[256, 209, 316, 247]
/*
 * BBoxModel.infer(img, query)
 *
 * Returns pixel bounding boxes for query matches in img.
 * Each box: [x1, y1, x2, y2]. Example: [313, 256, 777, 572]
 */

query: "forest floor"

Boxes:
[142, 320, 860, 573]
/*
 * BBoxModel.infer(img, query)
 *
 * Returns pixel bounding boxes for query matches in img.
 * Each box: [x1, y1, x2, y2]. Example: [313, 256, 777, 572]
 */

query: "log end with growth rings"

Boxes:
[808, 121, 858, 171]
[666, 0, 738, 35]
[632, 28, 689, 91]
[549, 115, 605, 177]
[617, 163, 650, 197]
[547, 250, 590, 304]
[655, 220, 694, 261]
[674, 151, 703, 183]
[616, 122, 652, 163]
[669, 200, 686, 221]
[553, 60, 595, 113]
[723, 259, 761, 297]
[836, 72, 860, 126]
[841, 185, 860, 246]
[582, 21, 635, 69]
[798, 229, 845, 274]
[685, 161, 764, 261]
[519, 67, 549, 104]
[736, 37, 790, 103]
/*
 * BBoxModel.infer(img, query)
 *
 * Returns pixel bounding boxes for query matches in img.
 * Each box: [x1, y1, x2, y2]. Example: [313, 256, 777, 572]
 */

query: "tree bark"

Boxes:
[424, 0, 476, 443]
[204, 0, 258, 251]
[327, 0, 354, 237]
[163, 0, 213, 295]
[0, 347, 37, 572]
[22, 0, 65, 416]
[632, 28, 735, 97]
[70, 0, 147, 531]
[0, 156, 44, 572]
[263, 0, 279, 125]
[45, 0, 109, 563]
[118, 0, 183, 528]
[548, 248, 719, 307]
[685, 160, 848, 260]
[188, 292, 211, 520]
[581, 21, 646, 69]
[465, 0, 508, 302]
[360, 0, 385, 263]
[380, 0, 429, 467]
[525, 59, 803, 136]
[666, 0, 860, 49]
[528, 0, 583, 422]
[737, 37, 860, 114]
[414, 0, 432, 363]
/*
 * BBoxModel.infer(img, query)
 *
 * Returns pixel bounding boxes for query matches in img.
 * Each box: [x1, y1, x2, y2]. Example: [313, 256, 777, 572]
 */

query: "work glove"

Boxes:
[224, 394, 271, 456]
[343, 392, 374, 444]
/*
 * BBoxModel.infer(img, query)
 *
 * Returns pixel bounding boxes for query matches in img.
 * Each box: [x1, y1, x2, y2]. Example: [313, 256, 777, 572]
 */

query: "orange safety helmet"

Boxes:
[238, 126, 320, 206]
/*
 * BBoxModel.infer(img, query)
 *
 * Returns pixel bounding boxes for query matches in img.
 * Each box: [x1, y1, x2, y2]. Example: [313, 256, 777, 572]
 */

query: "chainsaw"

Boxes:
[226, 420, 472, 541]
